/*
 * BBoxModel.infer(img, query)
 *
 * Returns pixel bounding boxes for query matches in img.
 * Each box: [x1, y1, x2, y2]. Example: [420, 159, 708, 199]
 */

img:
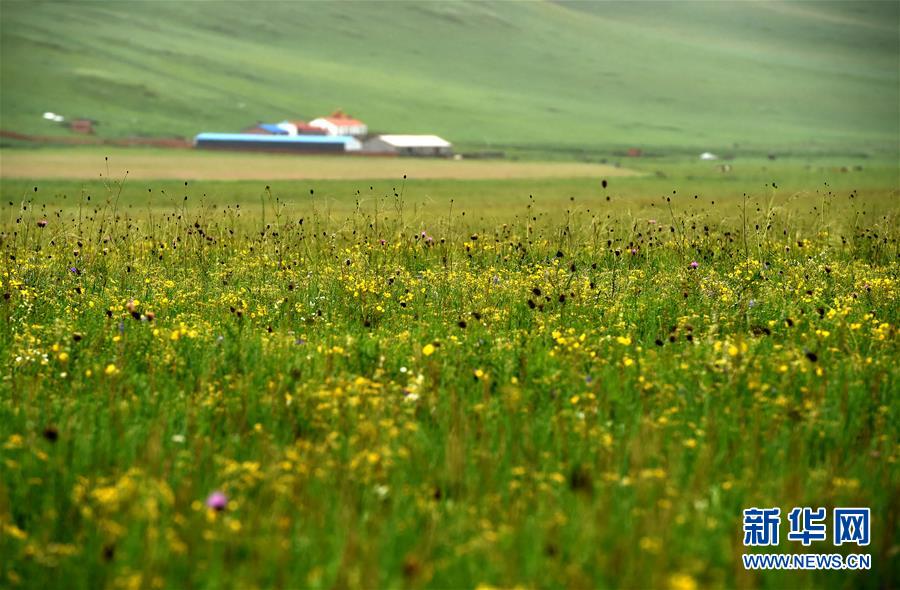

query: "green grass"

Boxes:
[1, 1, 898, 156]
[1, 153, 896, 221]
[0, 169, 897, 588]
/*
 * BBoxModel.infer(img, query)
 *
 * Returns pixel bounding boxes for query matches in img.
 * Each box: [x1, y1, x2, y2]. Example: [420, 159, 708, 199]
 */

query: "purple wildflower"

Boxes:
[205, 491, 228, 511]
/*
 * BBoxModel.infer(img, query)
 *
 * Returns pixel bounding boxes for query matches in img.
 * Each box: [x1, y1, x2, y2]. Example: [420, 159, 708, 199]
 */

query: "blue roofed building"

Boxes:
[259, 123, 288, 135]
[194, 133, 361, 153]
[241, 123, 289, 135]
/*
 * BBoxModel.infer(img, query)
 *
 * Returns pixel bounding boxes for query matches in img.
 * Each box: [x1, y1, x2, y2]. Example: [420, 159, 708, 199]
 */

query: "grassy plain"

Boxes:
[1, 148, 896, 212]
[2, 1, 898, 155]
[2, 0, 898, 586]
[0, 152, 897, 588]
[0, 148, 641, 181]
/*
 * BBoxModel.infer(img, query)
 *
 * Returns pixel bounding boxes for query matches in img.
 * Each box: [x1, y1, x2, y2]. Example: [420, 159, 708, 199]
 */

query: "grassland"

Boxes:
[2, 0, 898, 586]
[2, 1, 898, 155]
[1, 148, 896, 219]
[0, 148, 642, 181]
[0, 155, 898, 588]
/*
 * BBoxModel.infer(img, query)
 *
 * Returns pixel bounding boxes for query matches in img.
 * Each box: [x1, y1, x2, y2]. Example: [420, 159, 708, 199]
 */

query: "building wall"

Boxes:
[398, 145, 453, 157]
[195, 139, 347, 153]
[309, 118, 367, 137]
[342, 124, 368, 136]
[70, 120, 94, 134]
[362, 138, 452, 157]
[361, 138, 397, 154]
[309, 119, 335, 135]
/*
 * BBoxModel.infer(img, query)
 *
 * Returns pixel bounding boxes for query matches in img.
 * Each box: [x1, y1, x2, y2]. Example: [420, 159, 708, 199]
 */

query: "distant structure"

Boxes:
[243, 123, 288, 135]
[69, 118, 97, 134]
[242, 121, 327, 136]
[194, 133, 361, 153]
[195, 111, 452, 157]
[275, 120, 328, 135]
[363, 134, 453, 157]
[308, 110, 368, 137]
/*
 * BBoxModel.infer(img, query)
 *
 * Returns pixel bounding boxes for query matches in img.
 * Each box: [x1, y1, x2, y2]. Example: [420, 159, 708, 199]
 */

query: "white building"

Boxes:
[276, 121, 299, 135]
[309, 111, 368, 137]
[362, 134, 453, 157]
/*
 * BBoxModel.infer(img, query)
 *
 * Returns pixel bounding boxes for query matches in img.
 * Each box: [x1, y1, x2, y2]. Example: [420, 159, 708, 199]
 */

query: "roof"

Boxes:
[259, 124, 288, 134]
[377, 135, 451, 148]
[312, 116, 366, 127]
[290, 121, 323, 131]
[194, 133, 357, 144]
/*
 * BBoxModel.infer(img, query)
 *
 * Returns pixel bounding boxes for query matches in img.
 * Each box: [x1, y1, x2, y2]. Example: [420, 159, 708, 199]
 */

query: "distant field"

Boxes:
[1, 1, 897, 155]
[0, 149, 640, 181]
[1, 149, 895, 223]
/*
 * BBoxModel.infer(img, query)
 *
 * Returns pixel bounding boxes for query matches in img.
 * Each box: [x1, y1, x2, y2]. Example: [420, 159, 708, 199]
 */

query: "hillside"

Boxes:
[1, 1, 897, 156]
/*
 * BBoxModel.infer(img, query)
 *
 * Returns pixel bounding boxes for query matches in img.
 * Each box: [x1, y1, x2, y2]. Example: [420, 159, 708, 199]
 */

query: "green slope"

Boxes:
[1, 0, 897, 155]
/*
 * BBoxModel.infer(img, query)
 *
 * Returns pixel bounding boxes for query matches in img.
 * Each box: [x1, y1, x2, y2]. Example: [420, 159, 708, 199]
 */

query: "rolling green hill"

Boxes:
[1, 1, 897, 156]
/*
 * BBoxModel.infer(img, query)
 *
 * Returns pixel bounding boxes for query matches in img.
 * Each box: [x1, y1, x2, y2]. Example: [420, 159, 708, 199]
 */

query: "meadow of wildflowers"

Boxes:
[0, 176, 897, 589]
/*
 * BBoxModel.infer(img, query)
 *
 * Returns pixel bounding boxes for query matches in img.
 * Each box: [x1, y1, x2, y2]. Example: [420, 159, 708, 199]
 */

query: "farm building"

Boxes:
[242, 121, 327, 136]
[276, 120, 328, 135]
[242, 123, 288, 135]
[194, 133, 361, 153]
[362, 134, 453, 157]
[69, 118, 97, 134]
[309, 110, 368, 137]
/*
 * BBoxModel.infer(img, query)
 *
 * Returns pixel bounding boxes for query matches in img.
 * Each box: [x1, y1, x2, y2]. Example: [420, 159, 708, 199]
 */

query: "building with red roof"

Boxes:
[309, 110, 368, 137]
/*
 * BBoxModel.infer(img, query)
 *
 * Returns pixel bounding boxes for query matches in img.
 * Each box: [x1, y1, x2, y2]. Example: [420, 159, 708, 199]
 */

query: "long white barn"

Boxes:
[363, 134, 453, 157]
